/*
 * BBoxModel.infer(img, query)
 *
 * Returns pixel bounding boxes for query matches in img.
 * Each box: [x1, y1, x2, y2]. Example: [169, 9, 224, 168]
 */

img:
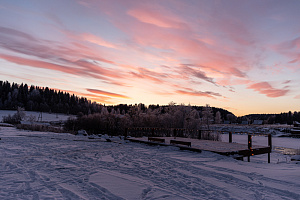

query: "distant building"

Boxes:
[294, 121, 300, 127]
[252, 120, 263, 125]
[241, 121, 249, 125]
[291, 121, 300, 134]
[224, 120, 230, 124]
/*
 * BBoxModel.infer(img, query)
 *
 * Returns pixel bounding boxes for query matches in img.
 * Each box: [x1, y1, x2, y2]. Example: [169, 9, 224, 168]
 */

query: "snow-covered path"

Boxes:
[1, 127, 300, 200]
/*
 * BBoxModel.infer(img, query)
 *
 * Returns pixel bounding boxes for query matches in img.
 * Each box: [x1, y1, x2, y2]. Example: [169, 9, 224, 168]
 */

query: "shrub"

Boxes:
[2, 107, 26, 124]
[2, 114, 21, 124]
[16, 124, 64, 133]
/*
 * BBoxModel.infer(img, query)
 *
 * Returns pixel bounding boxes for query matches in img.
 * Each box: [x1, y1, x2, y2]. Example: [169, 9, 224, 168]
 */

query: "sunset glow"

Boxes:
[1, 0, 300, 116]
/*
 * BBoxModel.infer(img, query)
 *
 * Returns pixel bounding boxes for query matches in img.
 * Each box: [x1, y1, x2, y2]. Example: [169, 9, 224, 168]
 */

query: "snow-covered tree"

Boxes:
[202, 104, 213, 129]
[215, 111, 222, 124]
[101, 107, 109, 115]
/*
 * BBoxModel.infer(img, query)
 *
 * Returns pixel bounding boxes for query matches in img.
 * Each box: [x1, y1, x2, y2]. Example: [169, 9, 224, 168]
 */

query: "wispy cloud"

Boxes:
[0, 26, 128, 86]
[87, 88, 130, 99]
[247, 82, 289, 98]
[179, 64, 216, 84]
[80, 33, 117, 49]
[272, 37, 300, 68]
[176, 89, 222, 99]
[51, 88, 114, 104]
[128, 6, 188, 29]
[130, 67, 169, 84]
[0, 26, 38, 41]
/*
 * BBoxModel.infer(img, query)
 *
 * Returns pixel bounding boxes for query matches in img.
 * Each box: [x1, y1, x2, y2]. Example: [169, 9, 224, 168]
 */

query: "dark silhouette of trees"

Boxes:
[239, 112, 300, 125]
[0, 80, 102, 115]
[1, 80, 298, 125]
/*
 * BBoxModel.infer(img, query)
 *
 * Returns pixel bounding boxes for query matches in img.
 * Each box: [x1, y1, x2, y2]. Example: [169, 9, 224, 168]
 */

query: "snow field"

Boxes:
[0, 110, 73, 122]
[1, 127, 300, 199]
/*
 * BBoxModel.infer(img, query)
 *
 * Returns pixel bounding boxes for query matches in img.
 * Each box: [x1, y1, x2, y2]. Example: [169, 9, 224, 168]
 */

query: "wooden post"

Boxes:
[229, 132, 232, 143]
[198, 130, 202, 140]
[124, 128, 128, 138]
[268, 134, 272, 149]
[173, 129, 177, 138]
[248, 134, 252, 162]
[268, 134, 272, 163]
[151, 128, 154, 137]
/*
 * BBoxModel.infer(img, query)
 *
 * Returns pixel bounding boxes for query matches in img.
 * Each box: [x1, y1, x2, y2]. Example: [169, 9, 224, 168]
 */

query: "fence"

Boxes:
[125, 127, 221, 141]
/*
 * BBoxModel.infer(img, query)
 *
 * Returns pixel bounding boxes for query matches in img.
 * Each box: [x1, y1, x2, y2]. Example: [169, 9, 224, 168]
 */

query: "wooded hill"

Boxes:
[0, 80, 232, 120]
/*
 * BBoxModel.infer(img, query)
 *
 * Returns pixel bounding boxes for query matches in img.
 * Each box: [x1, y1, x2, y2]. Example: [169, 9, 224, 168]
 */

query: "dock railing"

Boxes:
[125, 128, 272, 163]
[125, 127, 221, 141]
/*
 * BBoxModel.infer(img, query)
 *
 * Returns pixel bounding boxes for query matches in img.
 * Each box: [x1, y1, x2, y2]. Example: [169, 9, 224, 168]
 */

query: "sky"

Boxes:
[0, 0, 300, 116]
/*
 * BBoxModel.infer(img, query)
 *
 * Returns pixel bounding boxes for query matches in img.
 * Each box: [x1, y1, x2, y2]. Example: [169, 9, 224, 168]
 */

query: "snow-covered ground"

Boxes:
[1, 126, 300, 200]
[0, 110, 73, 122]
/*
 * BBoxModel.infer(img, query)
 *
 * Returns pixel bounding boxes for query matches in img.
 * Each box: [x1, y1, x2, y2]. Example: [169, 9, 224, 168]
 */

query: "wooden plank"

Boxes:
[170, 140, 191, 147]
[178, 146, 202, 153]
[236, 147, 271, 156]
[127, 138, 169, 146]
[148, 137, 165, 143]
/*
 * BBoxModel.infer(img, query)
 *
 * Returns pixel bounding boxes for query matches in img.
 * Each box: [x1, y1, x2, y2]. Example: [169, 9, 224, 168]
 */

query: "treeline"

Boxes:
[64, 104, 225, 135]
[0, 80, 232, 119]
[1, 80, 299, 125]
[0, 80, 102, 115]
[239, 112, 300, 125]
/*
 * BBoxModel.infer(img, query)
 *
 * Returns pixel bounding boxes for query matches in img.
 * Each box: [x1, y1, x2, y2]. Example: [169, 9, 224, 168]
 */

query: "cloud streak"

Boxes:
[176, 89, 222, 99]
[87, 88, 130, 99]
[80, 33, 117, 49]
[247, 82, 289, 98]
[0, 26, 128, 86]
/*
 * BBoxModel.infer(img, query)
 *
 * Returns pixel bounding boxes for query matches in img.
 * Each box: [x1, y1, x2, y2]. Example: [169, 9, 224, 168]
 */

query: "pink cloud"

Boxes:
[87, 88, 130, 99]
[81, 33, 117, 49]
[295, 94, 300, 99]
[176, 89, 222, 99]
[272, 37, 300, 66]
[288, 59, 298, 63]
[228, 67, 247, 78]
[0, 54, 78, 74]
[127, 7, 187, 29]
[217, 78, 251, 87]
[129, 67, 169, 84]
[178, 64, 216, 84]
[0, 54, 124, 85]
[278, 37, 300, 50]
[114, 15, 253, 82]
[52, 88, 114, 104]
[0, 26, 130, 86]
[0, 26, 38, 41]
[79, 1, 259, 86]
[0, 26, 117, 66]
[74, 59, 121, 79]
[247, 82, 289, 97]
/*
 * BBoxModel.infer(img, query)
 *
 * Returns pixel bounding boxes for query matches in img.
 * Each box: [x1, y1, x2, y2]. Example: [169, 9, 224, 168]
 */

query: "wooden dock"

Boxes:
[127, 136, 272, 162]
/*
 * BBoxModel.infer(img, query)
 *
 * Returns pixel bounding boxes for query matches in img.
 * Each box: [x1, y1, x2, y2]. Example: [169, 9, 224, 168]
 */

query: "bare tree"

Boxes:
[215, 111, 222, 124]
[202, 104, 213, 129]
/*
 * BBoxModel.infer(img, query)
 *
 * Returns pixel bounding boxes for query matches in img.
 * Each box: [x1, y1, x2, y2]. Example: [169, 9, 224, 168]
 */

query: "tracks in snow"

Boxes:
[0, 131, 300, 199]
